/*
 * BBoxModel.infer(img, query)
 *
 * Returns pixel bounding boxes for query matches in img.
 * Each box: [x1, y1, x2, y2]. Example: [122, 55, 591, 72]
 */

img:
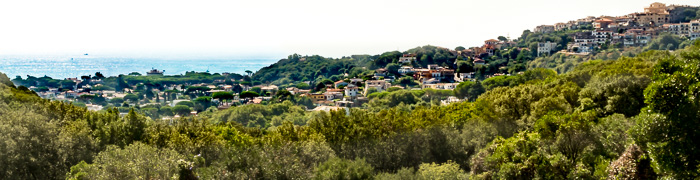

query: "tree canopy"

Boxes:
[1, 38, 700, 180]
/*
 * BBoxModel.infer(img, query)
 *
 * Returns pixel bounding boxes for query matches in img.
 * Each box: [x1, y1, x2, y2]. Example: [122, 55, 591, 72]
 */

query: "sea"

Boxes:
[0, 55, 279, 79]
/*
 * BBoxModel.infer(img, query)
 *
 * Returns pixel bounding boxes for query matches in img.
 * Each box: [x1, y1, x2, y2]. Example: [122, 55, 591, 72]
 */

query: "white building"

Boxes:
[689, 20, 700, 40]
[323, 92, 342, 100]
[344, 84, 359, 97]
[592, 30, 612, 44]
[534, 25, 555, 33]
[454, 72, 475, 82]
[86, 104, 104, 111]
[349, 78, 363, 84]
[398, 54, 417, 64]
[398, 66, 414, 74]
[537, 41, 557, 57]
[364, 80, 390, 95]
[38, 92, 57, 99]
[422, 83, 459, 90]
[691, 32, 700, 41]
[568, 33, 596, 53]
[473, 58, 485, 66]
[441, 96, 464, 105]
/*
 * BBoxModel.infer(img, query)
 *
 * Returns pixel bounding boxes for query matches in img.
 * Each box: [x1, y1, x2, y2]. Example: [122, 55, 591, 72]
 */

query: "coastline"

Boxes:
[0, 56, 279, 79]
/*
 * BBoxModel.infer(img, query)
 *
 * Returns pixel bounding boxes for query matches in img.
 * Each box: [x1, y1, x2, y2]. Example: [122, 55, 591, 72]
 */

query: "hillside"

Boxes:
[252, 34, 698, 88]
[253, 2, 700, 88]
[1, 41, 699, 179]
[2, 2, 700, 178]
[252, 45, 460, 85]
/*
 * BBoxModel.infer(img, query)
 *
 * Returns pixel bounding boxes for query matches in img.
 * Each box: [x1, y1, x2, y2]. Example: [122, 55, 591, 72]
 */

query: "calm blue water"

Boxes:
[0, 55, 279, 79]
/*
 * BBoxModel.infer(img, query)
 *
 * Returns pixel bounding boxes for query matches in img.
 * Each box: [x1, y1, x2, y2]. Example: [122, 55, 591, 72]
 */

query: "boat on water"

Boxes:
[147, 68, 165, 76]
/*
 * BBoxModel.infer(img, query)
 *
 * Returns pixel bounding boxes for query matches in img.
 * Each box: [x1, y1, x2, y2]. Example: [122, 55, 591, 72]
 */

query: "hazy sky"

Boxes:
[1, 0, 698, 59]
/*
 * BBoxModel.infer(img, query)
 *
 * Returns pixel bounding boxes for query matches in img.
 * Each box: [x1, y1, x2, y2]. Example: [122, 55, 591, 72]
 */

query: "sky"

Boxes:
[1, 0, 698, 59]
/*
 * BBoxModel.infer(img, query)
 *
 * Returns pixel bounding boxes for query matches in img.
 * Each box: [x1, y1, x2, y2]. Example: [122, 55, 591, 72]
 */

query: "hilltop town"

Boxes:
[532, 2, 698, 54]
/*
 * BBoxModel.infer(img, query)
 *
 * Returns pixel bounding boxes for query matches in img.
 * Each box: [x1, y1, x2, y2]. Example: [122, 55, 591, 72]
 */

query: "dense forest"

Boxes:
[1, 40, 700, 179]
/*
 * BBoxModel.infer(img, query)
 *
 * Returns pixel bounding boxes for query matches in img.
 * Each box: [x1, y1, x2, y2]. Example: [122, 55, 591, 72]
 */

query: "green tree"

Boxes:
[296, 82, 311, 89]
[0, 103, 96, 179]
[124, 109, 146, 143]
[471, 132, 562, 179]
[172, 105, 192, 116]
[315, 82, 327, 91]
[212, 91, 234, 101]
[240, 91, 260, 99]
[416, 161, 469, 180]
[385, 63, 400, 76]
[420, 54, 430, 62]
[645, 34, 682, 51]
[497, 36, 508, 42]
[296, 96, 315, 109]
[251, 87, 262, 94]
[185, 86, 210, 96]
[193, 96, 212, 111]
[128, 72, 141, 76]
[66, 142, 186, 179]
[60, 79, 76, 89]
[398, 76, 417, 87]
[124, 94, 139, 103]
[145, 90, 155, 100]
[454, 81, 485, 101]
[275, 89, 294, 102]
[455, 60, 474, 73]
[176, 101, 194, 107]
[313, 158, 374, 180]
[631, 48, 700, 178]
[315, 79, 334, 91]
[159, 106, 174, 116]
[110, 97, 124, 105]
[95, 72, 105, 79]
[232, 84, 243, 93]
[578, 74, 649, 117]
[365, 87, 378, 95]
[369, 90, 421, 107]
